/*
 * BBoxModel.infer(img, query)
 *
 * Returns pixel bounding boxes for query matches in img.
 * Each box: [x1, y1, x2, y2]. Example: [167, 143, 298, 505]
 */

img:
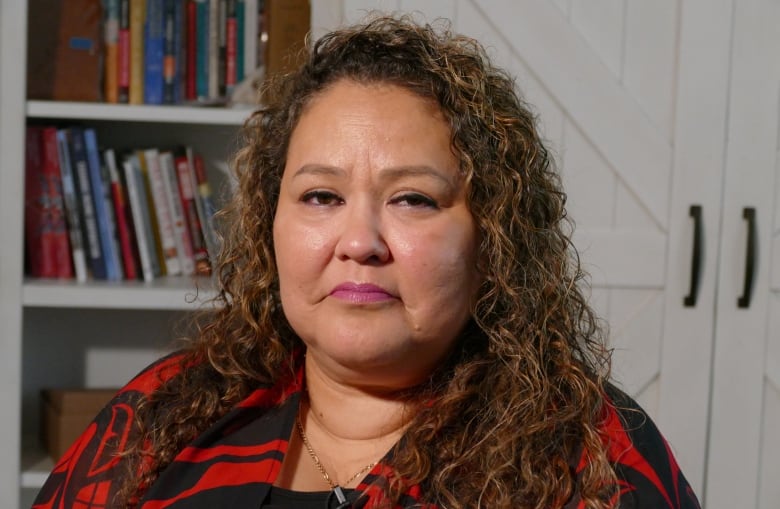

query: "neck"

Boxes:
[303, 353, 414, 442]
[275, 352, 418, 491]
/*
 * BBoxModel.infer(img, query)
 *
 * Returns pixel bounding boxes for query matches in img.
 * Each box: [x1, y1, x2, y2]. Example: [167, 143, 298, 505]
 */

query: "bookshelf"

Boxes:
[0, 2, 338, 506]
[22, 276, 216, 310]
[27, 100, 252, 125]
[0, 2, 287, 506]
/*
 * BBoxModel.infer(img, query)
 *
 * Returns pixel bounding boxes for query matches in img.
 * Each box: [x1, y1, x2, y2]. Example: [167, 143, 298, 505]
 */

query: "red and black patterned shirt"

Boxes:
[33, 354, 701, 508]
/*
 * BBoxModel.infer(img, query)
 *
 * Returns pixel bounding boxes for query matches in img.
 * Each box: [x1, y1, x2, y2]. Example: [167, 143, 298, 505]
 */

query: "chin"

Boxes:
[322, 343, 441, 388]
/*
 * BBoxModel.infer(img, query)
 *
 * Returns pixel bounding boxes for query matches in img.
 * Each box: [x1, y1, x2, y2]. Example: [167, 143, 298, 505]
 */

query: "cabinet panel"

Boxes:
[759, 295, 780, 509]
[0, 1, 28, 506]
[706, 0, 780, 507]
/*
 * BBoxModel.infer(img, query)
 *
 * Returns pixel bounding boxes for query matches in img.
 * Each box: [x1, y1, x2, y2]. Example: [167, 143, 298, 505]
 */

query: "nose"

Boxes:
[334, 203, 391, 264]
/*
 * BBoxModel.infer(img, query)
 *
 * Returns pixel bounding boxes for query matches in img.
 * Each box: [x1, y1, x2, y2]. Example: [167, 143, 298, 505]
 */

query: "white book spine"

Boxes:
[144, 148, 181, 276]
[243, 0, 257, 75]
[160, 151, 195, 275]
[123, 159, 154, 282]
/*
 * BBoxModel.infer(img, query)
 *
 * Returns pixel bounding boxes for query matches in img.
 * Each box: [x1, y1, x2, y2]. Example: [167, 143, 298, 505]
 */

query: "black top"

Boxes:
[263, 486, 358, 509]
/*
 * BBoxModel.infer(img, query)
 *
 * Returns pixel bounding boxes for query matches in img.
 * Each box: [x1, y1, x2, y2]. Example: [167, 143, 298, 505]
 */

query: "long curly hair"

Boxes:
[117, 15, 617, 508]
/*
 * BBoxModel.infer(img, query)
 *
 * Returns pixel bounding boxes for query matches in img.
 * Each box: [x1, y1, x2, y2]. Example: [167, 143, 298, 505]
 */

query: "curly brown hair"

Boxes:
[117, 15, 617, 508]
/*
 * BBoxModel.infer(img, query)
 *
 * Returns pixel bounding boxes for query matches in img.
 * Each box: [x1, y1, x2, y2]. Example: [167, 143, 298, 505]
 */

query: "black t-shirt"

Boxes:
[263, 486, 357, 509]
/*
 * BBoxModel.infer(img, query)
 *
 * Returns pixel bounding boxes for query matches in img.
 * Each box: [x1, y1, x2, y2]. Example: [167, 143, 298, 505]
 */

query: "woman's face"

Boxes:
[273, 79, 480, 388]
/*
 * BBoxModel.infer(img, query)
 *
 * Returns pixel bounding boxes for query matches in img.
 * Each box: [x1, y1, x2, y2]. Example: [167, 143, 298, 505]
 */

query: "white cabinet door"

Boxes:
[706, 1, 780, 508]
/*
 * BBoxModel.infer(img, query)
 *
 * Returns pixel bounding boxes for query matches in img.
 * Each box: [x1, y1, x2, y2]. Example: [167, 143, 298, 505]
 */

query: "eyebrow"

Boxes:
[293, 164, 456, 189]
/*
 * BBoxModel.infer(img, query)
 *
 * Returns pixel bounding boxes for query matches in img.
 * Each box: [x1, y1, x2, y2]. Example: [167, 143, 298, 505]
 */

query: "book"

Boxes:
[129, 0, 147, 104]
[160, 151, 195, 275]
[225, 0, 237, 95]
[162, 0, 177, 104]
[41, 128, 75, 279]
[136, 149, 166, 275]
[84, 129, 122, 281]
[104, 0, 120, 103]
[236, 0, 246, 82]
[175, 149, 211, 275]
[143, 148, 181, 276]
[208, 0, 219, 99]
[66, 127, 106, 280]
[217, 0, 227, 97]
[118, 0, 131, 103]
[185, 0, 198, 101]
[173, 0, 186, 104]
[24, 127, 57, 278]
[123, 154, 158, 281]
[105, 149, 140, 280]
[55, 129, 88, 282]
[187, 148, 219, 260]
[144, 0, 165, 104]
[195, 0, 210, 100]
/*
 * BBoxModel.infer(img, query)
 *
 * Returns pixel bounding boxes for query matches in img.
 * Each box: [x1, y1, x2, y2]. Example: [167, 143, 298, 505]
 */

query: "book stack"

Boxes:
[24, 126, 219, 282]
[109, 0, 265, 105]
[103, 0, 309, 104]
[27, 0, 310, 105]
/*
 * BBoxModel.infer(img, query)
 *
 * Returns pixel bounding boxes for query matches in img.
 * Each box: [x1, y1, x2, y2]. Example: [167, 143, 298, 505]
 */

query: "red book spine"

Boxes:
[225, 14, 237, 92]
[24, 127, 57, 278]
[174, 153, 210, 275]
[185, 0, 197, 100]
[41, 127, 74, 278]
[111, 180, 139, 280]
[118, 0, 131, 103]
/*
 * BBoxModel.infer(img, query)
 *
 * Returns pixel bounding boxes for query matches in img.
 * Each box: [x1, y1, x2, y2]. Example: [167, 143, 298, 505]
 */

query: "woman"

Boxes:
[34, 16, 700, 509]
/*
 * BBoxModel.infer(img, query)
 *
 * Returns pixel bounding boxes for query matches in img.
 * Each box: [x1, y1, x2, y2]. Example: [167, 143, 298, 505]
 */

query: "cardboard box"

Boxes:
[26, 0, 104, 101]
[265, 0, 311, 79]
[41, 388, 117, 461]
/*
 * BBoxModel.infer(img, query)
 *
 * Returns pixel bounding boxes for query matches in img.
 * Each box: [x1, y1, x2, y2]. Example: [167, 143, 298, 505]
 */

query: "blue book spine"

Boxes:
[56, 129, 88, 282]
[195, 0, 209, 99]
[162, 0, 176, 104]
[83, 129, 120, 281]
[67, 127, 106, 280]
[236, 0, 244, 82]
[144, 0, 165, 104]
[173, 0, 185, 103]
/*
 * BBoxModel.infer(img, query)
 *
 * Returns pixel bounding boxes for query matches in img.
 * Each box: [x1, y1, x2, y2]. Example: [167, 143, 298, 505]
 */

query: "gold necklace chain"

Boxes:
[295, 414, 376, 489]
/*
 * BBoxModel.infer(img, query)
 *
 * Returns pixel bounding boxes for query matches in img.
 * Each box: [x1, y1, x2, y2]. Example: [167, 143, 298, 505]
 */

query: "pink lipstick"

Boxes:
[330, 282, 395, 304]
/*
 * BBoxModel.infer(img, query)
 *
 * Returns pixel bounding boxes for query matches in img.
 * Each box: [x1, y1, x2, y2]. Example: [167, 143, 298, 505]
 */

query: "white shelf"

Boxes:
[20, 448, 51, 490]
[22, 276, 217, 310]
[27, 100, 253, 125]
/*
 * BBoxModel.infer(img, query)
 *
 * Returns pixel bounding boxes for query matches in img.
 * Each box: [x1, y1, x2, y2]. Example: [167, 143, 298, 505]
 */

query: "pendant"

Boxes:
[331, 485, 351, 509]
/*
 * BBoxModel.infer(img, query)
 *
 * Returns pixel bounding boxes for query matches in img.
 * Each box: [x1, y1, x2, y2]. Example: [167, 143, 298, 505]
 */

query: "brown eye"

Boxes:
[390, 193, 438, 209]
[301, 190, 343, 206]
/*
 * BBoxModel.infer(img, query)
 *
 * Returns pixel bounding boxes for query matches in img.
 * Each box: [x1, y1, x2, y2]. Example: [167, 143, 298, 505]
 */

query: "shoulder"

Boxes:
[118, 349, 192, 396]
[598, 384, 701, 509]
[32, 351, 196, 508]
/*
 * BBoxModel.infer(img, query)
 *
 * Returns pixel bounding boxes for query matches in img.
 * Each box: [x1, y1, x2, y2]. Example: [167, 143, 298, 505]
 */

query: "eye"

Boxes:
[300, 190, 343, 206]
[390, 192, 439, 209]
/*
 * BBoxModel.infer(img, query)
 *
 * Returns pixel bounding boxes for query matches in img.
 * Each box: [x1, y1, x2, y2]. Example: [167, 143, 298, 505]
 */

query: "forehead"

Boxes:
[285, 80, 459, 174]
[295, 79, 447, 133]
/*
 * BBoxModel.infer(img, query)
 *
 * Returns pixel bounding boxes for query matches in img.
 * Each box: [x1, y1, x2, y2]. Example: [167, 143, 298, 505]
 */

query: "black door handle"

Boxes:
[737, 207, 757, 309]
[683, 205, 703, 307]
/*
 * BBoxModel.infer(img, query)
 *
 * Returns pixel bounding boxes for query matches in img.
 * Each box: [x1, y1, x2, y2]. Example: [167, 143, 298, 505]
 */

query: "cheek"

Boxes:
[396, 225, 479, 300]
[273, 215, 331, 288]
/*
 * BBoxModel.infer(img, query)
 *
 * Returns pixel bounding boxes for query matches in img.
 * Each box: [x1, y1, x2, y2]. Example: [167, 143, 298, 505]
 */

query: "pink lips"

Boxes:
[330, 282, 395, 304]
